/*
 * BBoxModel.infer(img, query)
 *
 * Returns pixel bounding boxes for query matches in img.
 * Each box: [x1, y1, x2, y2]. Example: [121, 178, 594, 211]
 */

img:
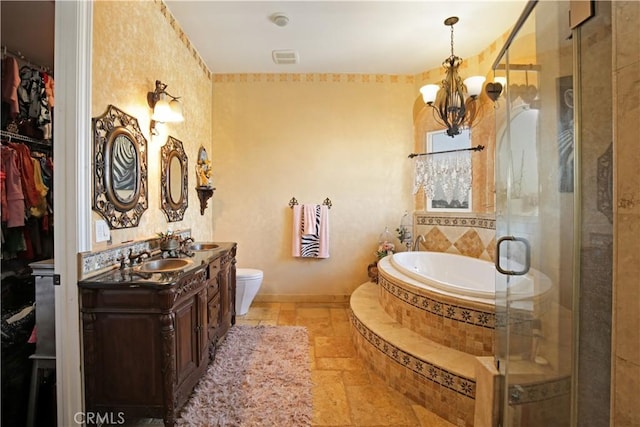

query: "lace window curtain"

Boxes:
[413, 150, 472, 208]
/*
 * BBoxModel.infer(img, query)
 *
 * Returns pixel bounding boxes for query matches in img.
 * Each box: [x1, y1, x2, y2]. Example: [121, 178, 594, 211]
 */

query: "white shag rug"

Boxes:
[176, 325, 312, 427]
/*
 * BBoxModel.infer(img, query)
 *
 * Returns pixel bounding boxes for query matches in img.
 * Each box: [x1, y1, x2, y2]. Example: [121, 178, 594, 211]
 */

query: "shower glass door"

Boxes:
[493, 1, 575, 425]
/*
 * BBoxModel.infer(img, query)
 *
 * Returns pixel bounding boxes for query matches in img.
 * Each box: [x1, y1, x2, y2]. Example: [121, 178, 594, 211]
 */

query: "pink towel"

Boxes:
[303, 204, 317, 235]
[317, 205, 329, 258]
[292, 205, 303, 257]
[292, 204, 329, 258]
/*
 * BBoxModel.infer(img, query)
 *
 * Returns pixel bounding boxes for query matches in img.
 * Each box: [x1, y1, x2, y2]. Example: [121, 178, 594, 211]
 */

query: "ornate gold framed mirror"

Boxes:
[92, 105, 148, 229]
[161, 136, 188, 222]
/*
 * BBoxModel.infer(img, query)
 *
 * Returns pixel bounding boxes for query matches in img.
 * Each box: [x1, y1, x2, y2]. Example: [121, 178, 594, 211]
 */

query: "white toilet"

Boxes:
[235, 268, 263, 316]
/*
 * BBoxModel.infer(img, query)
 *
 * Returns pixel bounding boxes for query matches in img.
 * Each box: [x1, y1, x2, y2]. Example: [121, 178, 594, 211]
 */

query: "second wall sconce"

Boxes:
[147, 80, 184, 135]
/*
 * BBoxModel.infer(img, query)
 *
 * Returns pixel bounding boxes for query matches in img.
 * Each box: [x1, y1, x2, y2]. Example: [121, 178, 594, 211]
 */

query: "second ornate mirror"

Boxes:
[161, 136, 188, 221]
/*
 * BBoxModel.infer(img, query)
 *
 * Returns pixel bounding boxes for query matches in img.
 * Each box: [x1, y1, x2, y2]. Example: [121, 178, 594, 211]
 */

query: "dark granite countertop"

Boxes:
[78, 242, 236, 289]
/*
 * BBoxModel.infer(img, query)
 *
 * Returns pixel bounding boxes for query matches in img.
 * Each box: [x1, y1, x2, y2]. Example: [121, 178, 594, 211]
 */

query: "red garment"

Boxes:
[8, 142, 39, 209]
[18, 225, 34, 259]
[1, 145, 26, 227]
[0, 170, 6, 222]
[1, 57, 20, 116]
[43, 73, 54, 108]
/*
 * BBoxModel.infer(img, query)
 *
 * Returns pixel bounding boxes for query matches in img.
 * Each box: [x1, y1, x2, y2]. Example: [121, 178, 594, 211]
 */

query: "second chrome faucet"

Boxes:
[412, 235, 426, 251]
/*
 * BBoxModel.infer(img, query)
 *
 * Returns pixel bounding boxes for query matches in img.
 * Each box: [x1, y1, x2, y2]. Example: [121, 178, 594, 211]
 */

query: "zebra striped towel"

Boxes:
[292, 204, 329, 258]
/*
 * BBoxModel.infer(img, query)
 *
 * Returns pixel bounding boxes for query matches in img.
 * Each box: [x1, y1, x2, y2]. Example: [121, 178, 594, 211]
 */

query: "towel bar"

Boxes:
[289, 197, 332, 209]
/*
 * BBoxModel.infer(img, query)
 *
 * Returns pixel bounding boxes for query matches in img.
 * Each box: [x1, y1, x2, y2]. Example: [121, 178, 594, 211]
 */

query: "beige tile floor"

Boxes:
[127, 301, 455, 426]
[236, 301, 455, 427]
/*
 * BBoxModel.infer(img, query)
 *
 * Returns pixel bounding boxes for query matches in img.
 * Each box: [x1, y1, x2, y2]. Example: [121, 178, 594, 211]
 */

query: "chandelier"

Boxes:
[420, 17, 485, 137]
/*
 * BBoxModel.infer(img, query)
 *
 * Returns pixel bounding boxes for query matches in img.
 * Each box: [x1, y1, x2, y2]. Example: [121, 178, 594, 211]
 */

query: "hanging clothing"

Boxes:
[43, 73, 54, 108]
[1, 55, 54, 266]
[1, 145, 26, 227]
[29, 157, 49, 218]
[8, 142, 39, 209]
[0, 170, 6, 221]
[1, 57, 20, 117]
[16, 66, 51, 139]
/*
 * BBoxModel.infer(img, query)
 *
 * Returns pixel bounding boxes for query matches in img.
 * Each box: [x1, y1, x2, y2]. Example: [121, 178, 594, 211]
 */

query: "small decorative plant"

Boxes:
[396, 226, 409, 243]
[375, 242, 395, 260]
[157, 231, 179, 251]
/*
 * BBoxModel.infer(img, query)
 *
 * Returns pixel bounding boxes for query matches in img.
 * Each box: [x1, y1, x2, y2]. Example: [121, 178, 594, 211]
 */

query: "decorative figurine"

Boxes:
[196, 145, 213, 188]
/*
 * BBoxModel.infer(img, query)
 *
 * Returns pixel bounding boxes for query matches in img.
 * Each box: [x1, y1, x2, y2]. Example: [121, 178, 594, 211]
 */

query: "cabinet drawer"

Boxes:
[207, 277, 219, 297]
[207, 259, 221, 279]
[207, 293, 221, 341]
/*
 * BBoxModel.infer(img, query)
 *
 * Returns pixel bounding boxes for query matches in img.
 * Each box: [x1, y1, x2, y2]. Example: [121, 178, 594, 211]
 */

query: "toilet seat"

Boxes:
[237, 268, 263, 279]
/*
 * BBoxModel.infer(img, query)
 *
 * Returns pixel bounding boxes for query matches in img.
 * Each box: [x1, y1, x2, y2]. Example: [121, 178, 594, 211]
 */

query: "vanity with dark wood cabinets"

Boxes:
[78, 242, 236, 427]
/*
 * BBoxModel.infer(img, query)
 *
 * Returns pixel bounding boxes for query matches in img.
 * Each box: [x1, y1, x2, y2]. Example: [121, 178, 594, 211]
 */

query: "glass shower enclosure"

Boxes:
[493, 1, 575, 425]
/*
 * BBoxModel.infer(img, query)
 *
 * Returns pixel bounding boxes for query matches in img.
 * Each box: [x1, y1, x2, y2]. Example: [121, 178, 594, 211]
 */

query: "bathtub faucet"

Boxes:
[412, 235, 426, 251]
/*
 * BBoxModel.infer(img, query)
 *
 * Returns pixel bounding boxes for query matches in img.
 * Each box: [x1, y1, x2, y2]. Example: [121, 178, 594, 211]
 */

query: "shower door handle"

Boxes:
[495, 236, 531, 276]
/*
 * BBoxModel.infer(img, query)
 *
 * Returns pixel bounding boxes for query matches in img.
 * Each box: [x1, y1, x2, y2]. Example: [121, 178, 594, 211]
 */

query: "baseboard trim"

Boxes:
[254, 294, 350, 304]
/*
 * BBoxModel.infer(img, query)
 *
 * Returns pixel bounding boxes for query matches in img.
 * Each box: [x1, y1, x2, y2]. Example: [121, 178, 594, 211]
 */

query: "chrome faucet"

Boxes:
[412, 235, 426, 251]
[128, 249, 151, 265]
[180, 236, 194, 249]
[178, 237, 195, 257]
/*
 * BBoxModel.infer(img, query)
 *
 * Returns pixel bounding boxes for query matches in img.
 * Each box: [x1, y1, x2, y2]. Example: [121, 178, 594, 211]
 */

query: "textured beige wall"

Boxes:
[91, 0, 213, 248]
[612, 2, 640, 425]
[211, 74, 415, 297]
[89, 1, 514, 298]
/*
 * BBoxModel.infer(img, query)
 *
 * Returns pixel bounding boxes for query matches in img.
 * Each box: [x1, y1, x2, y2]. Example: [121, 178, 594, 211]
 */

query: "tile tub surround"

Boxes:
[378, 271, 496, 356]
[414, 213, 496, 261]
[350, 282, 571, 427]
[378, 265, 554, 359]
[350, 283, 476, 427]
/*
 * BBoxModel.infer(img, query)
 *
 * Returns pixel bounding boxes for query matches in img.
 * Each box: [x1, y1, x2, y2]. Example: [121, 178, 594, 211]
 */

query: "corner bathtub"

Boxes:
[376, 251, 552, 356]
[378, 251, 552, 306]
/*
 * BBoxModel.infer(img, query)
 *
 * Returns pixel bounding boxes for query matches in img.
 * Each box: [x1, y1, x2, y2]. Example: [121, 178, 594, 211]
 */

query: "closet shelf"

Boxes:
[0, 130, 52, 151]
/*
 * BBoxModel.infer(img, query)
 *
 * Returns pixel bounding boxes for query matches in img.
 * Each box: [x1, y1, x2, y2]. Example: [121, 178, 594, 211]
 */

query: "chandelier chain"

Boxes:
[450, 24, 455, 57]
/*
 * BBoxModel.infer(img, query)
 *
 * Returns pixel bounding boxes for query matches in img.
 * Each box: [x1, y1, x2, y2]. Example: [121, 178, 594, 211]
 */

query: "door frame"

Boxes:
[53, 1, 93, 425]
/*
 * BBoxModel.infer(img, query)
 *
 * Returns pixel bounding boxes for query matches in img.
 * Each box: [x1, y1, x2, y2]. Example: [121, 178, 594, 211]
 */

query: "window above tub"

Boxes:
[419, 128, 472, 212]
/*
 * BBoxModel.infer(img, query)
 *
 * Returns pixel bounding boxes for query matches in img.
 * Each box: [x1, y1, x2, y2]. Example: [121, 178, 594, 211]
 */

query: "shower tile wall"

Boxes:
[577, 3, 614, 426]
[612, 2, 640, 426]
[414, 213, 496, 261]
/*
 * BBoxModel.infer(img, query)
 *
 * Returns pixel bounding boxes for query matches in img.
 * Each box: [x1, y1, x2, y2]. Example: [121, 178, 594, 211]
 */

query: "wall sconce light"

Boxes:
[147, 80, 184, 135]
[419, 17, 485, 138]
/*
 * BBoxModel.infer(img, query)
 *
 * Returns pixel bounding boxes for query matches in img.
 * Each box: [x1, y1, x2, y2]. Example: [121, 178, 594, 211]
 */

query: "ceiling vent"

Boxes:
[272, 50, 299, 65]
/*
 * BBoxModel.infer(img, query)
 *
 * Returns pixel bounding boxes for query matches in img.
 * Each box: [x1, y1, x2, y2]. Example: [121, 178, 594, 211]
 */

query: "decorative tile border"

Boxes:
[508, 376, 571, 405]
[213, 73, 416, 84]
[379, 274, 496, 329]
[156, 0, 212, 81]
[415, 213, 496, 230]
[350, 311, 476, 399]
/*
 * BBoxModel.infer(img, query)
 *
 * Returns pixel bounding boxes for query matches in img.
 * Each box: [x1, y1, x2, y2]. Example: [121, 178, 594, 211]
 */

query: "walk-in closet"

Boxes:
[1, 1, 56, 425]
